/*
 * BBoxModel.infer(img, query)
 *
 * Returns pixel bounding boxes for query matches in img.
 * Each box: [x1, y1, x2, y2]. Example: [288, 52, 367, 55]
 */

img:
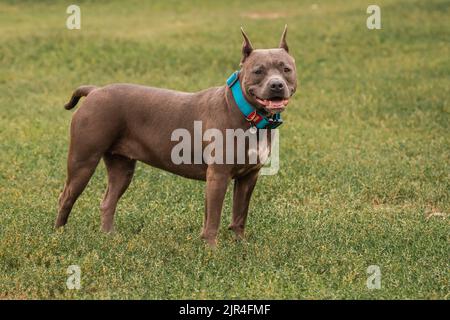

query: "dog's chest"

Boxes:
[247, 138, 271, 164]
[232, 130, 273, 177]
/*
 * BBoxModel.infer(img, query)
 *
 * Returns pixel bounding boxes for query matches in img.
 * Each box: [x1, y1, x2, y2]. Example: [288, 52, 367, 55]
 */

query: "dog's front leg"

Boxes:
[229, 169, 259, 240]
[201, 167, 230, 247]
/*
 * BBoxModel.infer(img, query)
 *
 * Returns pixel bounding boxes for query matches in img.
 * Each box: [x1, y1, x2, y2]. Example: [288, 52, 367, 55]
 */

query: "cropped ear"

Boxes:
[240, 27, 253, 65]
[279, 24, 289, 52]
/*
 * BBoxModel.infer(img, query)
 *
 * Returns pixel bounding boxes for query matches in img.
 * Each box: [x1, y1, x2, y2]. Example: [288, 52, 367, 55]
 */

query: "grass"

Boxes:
[0, 0, 449, 299]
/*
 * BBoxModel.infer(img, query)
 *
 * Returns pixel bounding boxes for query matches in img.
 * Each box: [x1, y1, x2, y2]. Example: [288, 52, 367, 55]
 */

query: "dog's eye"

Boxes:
[283, 67, 291, 73]
[253, 68, 263, 75]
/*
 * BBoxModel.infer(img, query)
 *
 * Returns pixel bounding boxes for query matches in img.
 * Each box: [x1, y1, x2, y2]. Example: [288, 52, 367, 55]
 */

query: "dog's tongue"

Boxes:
[268, 100, 287, 108]
[256, 98, 289, 109]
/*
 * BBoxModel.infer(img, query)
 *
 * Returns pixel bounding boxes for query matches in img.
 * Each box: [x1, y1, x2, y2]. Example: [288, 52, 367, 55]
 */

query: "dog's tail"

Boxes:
[64, 85, 98, 110]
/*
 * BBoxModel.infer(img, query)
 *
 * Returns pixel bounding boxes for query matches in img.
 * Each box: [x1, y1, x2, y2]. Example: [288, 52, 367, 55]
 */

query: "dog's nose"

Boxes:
[269, 79, 284, 93]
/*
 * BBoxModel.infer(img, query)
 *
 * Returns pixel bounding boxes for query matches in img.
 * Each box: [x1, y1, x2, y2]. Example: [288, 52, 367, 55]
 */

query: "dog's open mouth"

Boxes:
[255, 97, 289, 111]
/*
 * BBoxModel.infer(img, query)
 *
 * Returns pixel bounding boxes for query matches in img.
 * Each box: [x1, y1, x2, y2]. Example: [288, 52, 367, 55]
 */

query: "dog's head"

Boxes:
[239, 26, 297, 115]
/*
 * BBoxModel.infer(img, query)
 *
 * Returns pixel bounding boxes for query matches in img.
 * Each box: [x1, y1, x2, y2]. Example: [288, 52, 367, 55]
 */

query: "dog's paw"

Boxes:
[228, 224, 245, 240]
[200, 232, 218, 248]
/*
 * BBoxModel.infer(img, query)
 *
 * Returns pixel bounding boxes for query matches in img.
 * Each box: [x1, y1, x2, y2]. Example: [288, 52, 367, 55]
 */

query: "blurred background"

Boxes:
[0, 0, 448, 299]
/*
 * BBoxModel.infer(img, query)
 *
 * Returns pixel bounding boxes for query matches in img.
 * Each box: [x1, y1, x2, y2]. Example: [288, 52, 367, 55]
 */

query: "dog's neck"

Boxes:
[225, 71, 283, 130]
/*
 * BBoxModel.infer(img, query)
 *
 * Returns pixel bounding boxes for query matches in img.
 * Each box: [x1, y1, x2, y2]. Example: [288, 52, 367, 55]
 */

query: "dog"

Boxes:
[55, 26, 297, 246]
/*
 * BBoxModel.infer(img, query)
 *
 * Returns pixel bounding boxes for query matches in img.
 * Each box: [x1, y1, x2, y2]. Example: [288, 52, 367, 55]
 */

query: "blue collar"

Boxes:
[226, 71, 283, 129]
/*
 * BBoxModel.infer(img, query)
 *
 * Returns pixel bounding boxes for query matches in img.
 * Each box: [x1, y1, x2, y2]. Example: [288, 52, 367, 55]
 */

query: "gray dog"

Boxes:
[56, 26, 298, 246]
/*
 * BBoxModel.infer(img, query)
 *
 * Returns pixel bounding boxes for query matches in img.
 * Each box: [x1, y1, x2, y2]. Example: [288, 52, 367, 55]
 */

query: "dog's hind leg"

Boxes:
[55, 153, 101, 228]
[100, 153, 136, 233]
[55, 109, 113, 229]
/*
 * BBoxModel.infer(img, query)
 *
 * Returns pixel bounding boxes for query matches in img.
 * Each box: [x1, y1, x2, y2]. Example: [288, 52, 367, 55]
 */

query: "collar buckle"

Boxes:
[245, 110, 257, 122]
[226, 71, 240, 88]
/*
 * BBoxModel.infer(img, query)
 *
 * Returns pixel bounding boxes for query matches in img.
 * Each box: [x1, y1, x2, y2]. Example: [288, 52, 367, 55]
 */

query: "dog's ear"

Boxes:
[240, 27, 253, 65]
[279, 24, 289, 52]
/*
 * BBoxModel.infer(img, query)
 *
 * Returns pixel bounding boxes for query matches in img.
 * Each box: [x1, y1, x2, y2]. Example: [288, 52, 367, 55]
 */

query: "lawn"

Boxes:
[0, 0, 449, 299]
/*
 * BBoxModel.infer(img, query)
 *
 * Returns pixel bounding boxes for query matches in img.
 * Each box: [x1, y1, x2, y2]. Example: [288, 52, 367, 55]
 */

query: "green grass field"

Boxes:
[0, 0, 449, 299]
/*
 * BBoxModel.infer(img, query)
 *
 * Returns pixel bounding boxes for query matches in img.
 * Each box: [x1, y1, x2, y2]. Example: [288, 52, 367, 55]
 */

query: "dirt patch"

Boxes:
[241, 12, 289, 20]
[425, 207, 448, 220]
